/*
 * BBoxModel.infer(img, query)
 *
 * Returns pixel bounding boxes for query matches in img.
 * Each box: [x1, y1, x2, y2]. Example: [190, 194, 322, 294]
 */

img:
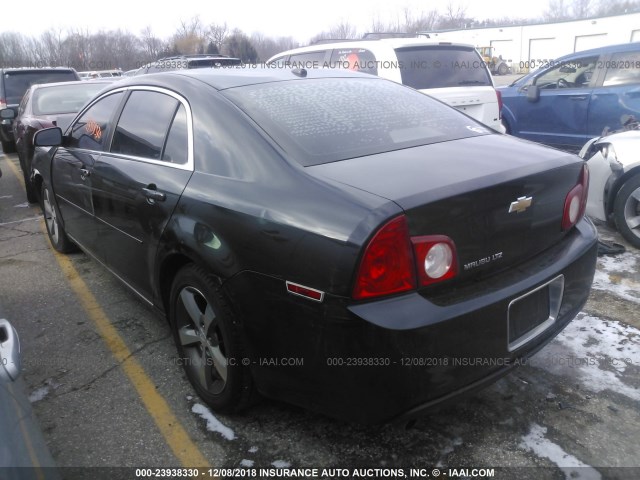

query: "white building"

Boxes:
[425, 12, 640, 73]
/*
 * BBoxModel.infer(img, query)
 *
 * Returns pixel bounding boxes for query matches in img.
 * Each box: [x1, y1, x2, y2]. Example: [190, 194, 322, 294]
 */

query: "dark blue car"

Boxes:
[499, 42, 640, 152]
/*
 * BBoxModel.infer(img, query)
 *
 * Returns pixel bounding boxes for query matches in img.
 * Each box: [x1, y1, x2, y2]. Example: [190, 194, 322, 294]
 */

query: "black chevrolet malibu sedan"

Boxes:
[31, 68, 597, 424]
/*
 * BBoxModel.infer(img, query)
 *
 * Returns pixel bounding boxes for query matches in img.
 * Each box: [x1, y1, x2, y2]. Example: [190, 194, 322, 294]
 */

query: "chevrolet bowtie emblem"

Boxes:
[508, 196, 533, 214]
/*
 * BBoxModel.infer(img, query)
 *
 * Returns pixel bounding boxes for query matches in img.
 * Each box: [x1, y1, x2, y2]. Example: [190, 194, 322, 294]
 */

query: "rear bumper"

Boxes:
[235, 218, 598, 424]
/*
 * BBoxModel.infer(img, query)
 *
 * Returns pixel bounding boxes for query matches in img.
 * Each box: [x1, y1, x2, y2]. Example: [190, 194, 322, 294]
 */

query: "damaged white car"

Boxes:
[580, 122, 640, 248]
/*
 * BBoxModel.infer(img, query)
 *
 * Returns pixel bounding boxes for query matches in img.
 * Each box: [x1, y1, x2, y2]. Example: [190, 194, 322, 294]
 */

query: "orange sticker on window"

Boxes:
[86, 120, 102, 140]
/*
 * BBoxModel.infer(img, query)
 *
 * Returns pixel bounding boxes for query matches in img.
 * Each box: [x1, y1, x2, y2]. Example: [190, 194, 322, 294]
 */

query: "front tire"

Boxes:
[613, 174, 640, 249]
[41, 181, 76, 253]
[169, 265, 254, 413]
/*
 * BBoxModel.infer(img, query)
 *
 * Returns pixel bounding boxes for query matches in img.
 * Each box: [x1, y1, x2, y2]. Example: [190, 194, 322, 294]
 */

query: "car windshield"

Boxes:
[394, 45, 492, 89]
[3, 71, 78, 105]
[223, 77, 490, 166]
[32, 83, 108, 115]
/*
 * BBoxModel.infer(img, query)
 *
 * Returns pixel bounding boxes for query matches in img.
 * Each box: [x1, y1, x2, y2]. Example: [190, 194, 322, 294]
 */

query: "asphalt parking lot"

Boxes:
[1, 140, 639, 480]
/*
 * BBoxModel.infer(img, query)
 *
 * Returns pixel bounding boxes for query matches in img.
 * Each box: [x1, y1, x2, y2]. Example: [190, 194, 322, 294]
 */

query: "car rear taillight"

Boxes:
[0, 98, 6, 110]
[412, 236, 458, 287]
[562, 164, 589, 231]
[352, 216, 458, 300]
[353, 216, 416, 300]
[496, 89, 503, 120]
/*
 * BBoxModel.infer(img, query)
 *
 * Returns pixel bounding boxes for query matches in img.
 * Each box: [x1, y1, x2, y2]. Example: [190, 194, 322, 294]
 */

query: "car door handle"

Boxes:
[142, 187, 166, 203]
[79, 168, 90, 180]
[569, 96, 588, 101]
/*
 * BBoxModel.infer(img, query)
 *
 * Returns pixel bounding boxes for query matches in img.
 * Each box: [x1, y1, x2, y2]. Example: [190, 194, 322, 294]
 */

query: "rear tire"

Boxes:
[169, 264, 254, 413]
[41, 181, 76, 253]
[613, 174, 640, 249]
[498, 63, 508, 75]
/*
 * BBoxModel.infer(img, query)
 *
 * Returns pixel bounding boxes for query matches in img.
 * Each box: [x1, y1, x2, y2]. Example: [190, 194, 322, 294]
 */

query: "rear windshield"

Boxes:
[33, 83, 108, 115]
[3, 70, 78, 105]
[395, 45, 492, 89]
[223, 77, 490, 166]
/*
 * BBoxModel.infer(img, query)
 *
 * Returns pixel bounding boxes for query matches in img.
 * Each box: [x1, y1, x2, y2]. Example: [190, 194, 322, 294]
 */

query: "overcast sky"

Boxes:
[4, 0, 548, 43]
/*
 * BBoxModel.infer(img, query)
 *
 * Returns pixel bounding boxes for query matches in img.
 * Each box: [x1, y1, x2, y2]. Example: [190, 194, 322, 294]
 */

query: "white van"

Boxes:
[268, 38, 504, 132]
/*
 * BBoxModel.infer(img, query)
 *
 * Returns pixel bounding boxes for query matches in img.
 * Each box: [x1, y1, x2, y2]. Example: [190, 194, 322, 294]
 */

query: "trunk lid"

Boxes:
[307, 134, 584, 281]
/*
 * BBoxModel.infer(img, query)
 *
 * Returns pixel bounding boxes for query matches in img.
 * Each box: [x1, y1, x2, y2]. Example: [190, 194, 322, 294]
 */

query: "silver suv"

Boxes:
[269, 38, 504, 132]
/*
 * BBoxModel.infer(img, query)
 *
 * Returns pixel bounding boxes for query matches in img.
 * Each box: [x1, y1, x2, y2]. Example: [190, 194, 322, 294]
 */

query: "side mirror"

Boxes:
[0, 109, 15, 120]
[527, 84, 540, 103]
[33, 127, 63, 147]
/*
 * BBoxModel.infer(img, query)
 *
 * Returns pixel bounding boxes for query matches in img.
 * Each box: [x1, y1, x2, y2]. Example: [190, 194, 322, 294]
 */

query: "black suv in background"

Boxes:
[0, 67, 80, 153]
[134, 54, 242, 75]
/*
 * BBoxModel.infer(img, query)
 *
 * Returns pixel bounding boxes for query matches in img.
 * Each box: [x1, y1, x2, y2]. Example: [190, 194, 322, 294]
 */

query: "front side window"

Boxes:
[69, 92, 124, 151]
[111, 90, 180, 160]
[603, 51, 640, 87]
[533, 56, 598, 89]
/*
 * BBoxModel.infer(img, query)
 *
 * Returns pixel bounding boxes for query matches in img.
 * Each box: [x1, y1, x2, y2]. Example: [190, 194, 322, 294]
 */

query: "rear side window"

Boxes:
[33, 83, 108, 115]
[3, 71, 78, 104]
[603, 51, 640, 87]
[394, 46, 492, 89]
[162, 105, 188, 164]
[329, 48, 378, 75]
[224, 77, 489, 166]
[111, 90, 180, 160]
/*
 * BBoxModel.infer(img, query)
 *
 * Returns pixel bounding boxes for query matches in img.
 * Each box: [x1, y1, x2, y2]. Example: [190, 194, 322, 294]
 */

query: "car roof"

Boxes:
[268, 38, 476, 60]
[555, 41, 640, 60]
[29, 79, 114, 89]
[113, 66, 376, 91]
[0, 67, 77, 73]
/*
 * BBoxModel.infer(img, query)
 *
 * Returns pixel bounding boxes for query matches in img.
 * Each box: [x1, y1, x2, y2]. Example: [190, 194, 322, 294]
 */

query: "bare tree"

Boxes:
[438, 1, 473, 29]
[172, 16, 206, 54]
[207, 23, 229, 53]
[595, 0, 640, 15]
[140, 26, 164, 61]
[38, 29, 66, 66]
[251, 33, 298, 62]
[571, 0, 594, 17]
[0, 32, 31, 67]
[544, 0, 571, 20]
[224, 29, 259, 62]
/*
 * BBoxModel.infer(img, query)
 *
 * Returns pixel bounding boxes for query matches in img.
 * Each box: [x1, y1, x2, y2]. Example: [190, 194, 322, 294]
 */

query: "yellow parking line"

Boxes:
[4, 155, 210, 468]
[49, 247, 210, 467]
[2, 154, 24, 186]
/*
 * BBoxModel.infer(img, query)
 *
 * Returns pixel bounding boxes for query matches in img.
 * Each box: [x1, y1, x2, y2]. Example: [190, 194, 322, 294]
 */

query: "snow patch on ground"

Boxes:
[520, 424, 601, 479]
[240, 459, 254, 467]
[591, 253, 640, 304]
[532, 313, 640, 401]
[191, 403, 236, 440]
[28, 385, 50, 403]
[436, 436, 463, 468]
[272, 460, 291, 468]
